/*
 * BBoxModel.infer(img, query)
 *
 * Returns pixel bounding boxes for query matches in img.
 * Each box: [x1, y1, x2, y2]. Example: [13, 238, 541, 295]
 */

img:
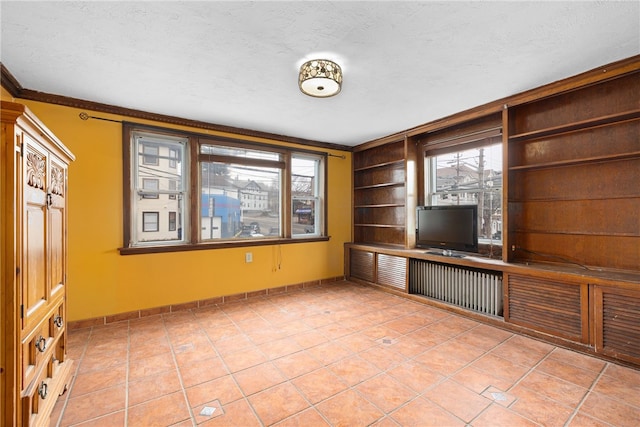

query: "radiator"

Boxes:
[409, 259, 504, 317]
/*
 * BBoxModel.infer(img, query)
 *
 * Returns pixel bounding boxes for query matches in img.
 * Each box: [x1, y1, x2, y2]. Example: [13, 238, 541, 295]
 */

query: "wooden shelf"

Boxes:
[354, 203, 405, 208]
[354, 182, 404, 190]
[512, 228, 638, 237]
[354, 159, 404, 172]
[509, 110, 640, 142]
[508, 150, 640, 171]
[354, 224, 405, 228]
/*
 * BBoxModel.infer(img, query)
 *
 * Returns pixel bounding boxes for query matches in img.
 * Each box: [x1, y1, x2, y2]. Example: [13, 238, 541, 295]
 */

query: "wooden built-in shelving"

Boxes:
[348, 56, 640, 367]
[508, 110, 639, 142]
[353, 139, 408, 246]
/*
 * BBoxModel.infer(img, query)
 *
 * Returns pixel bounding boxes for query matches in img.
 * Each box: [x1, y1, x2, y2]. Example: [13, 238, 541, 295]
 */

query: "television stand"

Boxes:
[425, 249, 465, 258]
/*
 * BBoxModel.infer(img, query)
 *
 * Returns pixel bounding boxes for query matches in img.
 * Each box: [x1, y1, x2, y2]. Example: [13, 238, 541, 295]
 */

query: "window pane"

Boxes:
[133, 132, 187, 244]
[200, 161, 281, 240]
[143, 212, 159, 232]
[427, 143, 502, 243]
[142, 178, 159, 199]
[142, 144, 159, 165]
[292, 155, 321, 236]
[169, 211, 177, 231]
[201, 144, 281, 161]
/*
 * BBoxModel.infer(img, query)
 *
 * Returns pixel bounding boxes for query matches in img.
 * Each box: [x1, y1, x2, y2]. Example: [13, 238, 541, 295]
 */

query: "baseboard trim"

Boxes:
[68, 276, 345, 330]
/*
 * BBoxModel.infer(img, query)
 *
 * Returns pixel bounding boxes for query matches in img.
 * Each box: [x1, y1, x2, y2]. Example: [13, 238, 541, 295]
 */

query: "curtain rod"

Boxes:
[78, 112, 122, 123]
[79, 112, 347, 159]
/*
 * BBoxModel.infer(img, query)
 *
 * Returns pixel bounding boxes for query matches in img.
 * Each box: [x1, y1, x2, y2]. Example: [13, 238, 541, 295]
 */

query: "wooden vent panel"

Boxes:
[350, 249, 374, 282]
[377, 254, 406, 290]
[507, 274, 585, 342]
[595, 287, 640, 364]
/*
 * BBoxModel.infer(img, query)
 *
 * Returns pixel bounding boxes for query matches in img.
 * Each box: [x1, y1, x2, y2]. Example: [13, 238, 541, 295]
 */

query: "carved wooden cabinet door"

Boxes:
[48, 155, 69, 303]
[23, 134, 50, 333]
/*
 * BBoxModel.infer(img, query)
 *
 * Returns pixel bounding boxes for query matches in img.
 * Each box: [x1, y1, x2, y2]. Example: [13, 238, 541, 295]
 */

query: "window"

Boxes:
[425, 142, 502, 245]
[142, 144, 159, 165]
[131, 130, 187, 244]
[123, 124, 327, 251]
[142, 178, 159, 199]
[142, 212, 159, 232]
[168, 180, 177, 200]
[292, 154, 323, 236]
[168, 211, 177, 231]
[169, 148, 178, 168]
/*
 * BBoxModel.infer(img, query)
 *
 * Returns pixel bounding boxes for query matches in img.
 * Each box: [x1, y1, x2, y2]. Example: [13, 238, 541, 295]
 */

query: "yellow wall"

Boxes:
[2, 91, 352, 321]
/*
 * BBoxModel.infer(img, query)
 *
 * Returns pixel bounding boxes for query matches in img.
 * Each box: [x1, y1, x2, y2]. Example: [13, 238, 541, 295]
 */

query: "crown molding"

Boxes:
[0, 62, 352, 153]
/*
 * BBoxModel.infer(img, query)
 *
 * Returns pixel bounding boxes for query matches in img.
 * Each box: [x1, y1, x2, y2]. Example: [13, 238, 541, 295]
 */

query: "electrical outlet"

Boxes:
[245, 252, 253, 263]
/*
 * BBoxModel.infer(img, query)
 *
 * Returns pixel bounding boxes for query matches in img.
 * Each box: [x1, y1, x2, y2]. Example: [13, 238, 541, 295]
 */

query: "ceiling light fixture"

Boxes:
[299, 59, 342, 98]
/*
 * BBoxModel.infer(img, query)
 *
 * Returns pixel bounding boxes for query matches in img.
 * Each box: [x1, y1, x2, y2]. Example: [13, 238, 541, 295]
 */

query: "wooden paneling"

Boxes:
[354, 139, 404, 160]
[508, 158, 639, 201]
[593, 286, 640, 365]
[507, 274, 587, 343]
[510, 72, 639, 135]
[354, 206, 406, 227]
[354, 185, 405, 207]
[507, 70, 640, 272]
[353, 226, 405, 246]
[508, 120, 639, 168]
[349, 249, 374, 282]
[354, 164, 405, 188]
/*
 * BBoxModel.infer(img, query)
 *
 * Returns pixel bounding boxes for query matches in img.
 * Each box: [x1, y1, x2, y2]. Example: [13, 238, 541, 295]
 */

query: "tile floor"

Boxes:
[52, 281, 640, 426]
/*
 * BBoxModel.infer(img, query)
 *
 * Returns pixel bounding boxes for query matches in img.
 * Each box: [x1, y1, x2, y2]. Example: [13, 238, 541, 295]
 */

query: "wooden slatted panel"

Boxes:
[602, 291, 640, 361]
[350, 249, 374, 282]
[377, 254, 406, 290]
[508, 274, 583, 341]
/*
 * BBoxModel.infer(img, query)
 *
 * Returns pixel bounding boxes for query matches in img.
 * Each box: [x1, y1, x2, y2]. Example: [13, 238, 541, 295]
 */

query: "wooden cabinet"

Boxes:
[347, 246, 407, 291]
[1, 101, 75, 427]
[591, 285, 640, 365]
[504, 273, 589, 344]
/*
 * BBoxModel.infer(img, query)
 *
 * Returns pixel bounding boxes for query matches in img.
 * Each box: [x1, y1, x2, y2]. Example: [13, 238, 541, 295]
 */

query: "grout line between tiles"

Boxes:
[161, 314, 197, 426]
[562, 362, 610, 427]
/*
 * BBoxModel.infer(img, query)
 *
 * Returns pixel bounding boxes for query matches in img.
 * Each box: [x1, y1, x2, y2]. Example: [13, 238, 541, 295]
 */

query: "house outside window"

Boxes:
[131, 131, 187, 244]
[292, 154, 323, 236]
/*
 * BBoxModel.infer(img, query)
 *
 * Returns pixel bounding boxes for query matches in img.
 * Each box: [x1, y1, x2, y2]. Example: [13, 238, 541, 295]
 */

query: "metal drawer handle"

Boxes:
[54, 315, 64, 328]
[38, 381, 48, 400]
[35, 336, 47, 353]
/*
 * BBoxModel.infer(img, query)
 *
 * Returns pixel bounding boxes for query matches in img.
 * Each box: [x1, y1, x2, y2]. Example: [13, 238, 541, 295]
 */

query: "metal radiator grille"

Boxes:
[409, 259, 503, 316]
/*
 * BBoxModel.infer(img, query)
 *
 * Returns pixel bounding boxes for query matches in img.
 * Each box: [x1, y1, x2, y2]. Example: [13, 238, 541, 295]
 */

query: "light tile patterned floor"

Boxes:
[52, 281, 640, 426]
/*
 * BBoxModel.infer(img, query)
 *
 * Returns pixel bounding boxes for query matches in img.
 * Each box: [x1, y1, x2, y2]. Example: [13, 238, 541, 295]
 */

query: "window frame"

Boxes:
[420, 128, 503, 250]
[121, 123, 329, 255]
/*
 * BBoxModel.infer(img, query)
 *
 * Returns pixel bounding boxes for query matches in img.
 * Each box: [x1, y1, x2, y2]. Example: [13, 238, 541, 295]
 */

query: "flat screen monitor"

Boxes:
[416, 205, 478, 252]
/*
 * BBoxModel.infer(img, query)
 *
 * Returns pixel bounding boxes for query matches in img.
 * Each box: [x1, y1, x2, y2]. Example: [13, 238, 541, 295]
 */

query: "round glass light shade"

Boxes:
[299, 59, 342, 98]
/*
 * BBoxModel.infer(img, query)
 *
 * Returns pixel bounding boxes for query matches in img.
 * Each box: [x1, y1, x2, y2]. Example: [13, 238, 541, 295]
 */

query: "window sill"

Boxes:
[118, 236, 331, 255]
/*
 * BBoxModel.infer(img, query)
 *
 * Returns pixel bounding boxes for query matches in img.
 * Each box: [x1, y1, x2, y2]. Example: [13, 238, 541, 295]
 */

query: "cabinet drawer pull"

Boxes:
[35, 336, 47, 353]
[54, 315, 64, 328]
[38, 381, 48, 399]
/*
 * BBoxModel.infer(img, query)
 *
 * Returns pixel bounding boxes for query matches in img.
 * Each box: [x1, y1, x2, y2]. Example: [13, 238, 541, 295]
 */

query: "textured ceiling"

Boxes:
[1, 1, 638, 147]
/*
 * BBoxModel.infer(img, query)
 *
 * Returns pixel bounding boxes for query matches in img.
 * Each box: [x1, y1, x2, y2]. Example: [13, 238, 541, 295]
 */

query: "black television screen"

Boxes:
[416, 205, 478, 252]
